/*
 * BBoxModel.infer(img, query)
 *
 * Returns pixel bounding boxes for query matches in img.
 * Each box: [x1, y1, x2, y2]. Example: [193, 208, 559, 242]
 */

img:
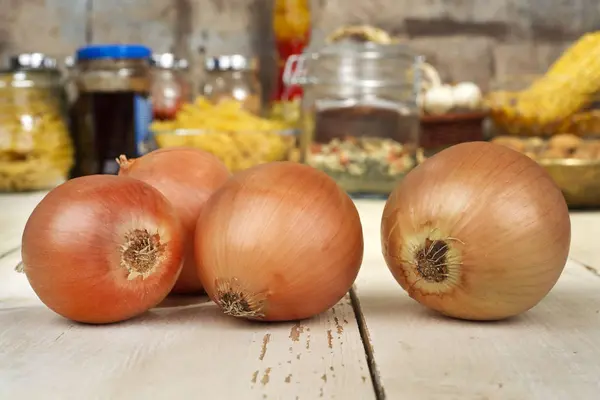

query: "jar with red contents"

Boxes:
[150, 53, 190, 121]
[272, 0, 311, 103]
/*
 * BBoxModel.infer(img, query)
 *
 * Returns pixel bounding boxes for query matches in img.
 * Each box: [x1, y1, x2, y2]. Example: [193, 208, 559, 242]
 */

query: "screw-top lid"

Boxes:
[150, 53, 189, 69]
[9, 53, 58, 70]
[204, 54, 253, 71]
[76, 44, 152, 61]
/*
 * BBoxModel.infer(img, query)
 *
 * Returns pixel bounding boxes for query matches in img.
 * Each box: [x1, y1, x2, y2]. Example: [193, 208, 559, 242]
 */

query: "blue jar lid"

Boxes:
[76, 44, 152, 61]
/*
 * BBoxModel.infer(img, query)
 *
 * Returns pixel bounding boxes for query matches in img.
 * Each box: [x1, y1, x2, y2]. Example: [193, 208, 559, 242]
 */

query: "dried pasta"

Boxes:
[150, 97, 296, 172]
[0, 81, 73, 191]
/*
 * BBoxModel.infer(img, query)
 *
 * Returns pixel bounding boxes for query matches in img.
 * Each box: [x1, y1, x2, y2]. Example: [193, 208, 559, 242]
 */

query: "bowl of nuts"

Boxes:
[491, 133, 600, 208]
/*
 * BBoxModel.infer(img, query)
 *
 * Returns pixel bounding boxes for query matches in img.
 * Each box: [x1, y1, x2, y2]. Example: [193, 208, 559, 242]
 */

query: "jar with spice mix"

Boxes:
[150, 53, 191, 121]
[284, 42, 422, 195]
[69, 44, 153, 176]
[201, 55, 262, 115]
[0, 53, 74, 192]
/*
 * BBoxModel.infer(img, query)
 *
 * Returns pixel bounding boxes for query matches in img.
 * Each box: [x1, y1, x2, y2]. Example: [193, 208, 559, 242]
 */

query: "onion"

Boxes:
[194, 161, 364, 321]
[381, 142, 570, 321]
[21, 175, 185, 324]
[118, 147, 231, 294]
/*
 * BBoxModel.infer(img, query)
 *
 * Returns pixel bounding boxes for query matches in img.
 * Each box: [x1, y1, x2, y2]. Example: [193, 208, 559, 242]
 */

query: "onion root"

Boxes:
[387, 226, 464, 296]
[215, 278, 268, 320]
[121, 229, 166, 280]
[117, 148, 231, 294]
[381, 141, 571, 320]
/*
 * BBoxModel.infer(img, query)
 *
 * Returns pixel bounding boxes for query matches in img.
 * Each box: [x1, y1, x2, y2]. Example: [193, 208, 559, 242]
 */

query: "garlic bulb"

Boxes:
[452, 82, 482, 110]
[423, 85, 454, 115]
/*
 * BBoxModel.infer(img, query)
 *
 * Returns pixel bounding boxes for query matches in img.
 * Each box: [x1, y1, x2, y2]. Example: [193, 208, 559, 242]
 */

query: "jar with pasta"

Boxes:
[201, 55, 262, 115]
[150, 96, 297, 172]
[0, 53, 74, 192]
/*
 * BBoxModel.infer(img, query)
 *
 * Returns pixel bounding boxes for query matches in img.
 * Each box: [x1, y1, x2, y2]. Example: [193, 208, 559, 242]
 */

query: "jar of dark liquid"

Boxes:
[70, 45, 153, 176]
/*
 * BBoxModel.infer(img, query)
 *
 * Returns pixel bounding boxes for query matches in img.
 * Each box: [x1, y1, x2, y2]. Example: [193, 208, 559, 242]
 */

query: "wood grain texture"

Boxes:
[0, 0, 599, 94]
[492, 41, 573, 79]
[353, 199, 600, 400]
[568, 212, 600, 272]
[89, 0, 177, 52]
[0, 192, 375, 400]
[409, 36, 495, 90]
[0, 192, 46, 256]
[188, 0, 264, 56]
[0, 0, 87, 61]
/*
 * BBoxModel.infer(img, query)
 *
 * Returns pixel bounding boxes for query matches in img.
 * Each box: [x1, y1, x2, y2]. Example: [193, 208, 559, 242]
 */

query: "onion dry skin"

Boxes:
[118, 147, 231, 294]
[21, 175, 185, 324]
[381, 141, 571, 321]
[194, 161, 364, 321]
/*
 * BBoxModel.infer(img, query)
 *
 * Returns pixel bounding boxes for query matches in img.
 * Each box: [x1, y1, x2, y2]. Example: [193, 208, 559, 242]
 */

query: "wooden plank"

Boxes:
[569, 212, 600, 272]
[352, 199, 600, 400]
[87, 0, 269, 97]
[0, 192, 46, 257]
[187, 0, 271, 99]
[0, 0, 87, 61]
[187, 0, 263, 56]
[89, 0, 177, 52]
[0, 193, 375, 400]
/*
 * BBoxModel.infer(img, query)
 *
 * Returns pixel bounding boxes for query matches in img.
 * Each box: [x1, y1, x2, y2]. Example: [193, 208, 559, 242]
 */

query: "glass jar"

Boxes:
[69, 45, 153, 176]
[284, 42, 422, 195]
[272, 0, 311, 103]
[201, 55, 262, 115]
[0, 53, 74, 192]
[150, 53, 191, 121]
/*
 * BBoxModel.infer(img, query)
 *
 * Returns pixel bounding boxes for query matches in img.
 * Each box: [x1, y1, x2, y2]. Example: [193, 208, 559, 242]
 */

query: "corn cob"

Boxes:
[532, 32, 600, 82]
[513, 31, 600, 124]
[486, 31, 600, 135]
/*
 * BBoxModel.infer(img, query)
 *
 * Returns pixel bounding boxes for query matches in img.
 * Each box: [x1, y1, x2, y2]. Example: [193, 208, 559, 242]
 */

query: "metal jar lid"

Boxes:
[204, 54, 255, 72]
[8, 53, 58, 70]
[151, 53, 189, 70]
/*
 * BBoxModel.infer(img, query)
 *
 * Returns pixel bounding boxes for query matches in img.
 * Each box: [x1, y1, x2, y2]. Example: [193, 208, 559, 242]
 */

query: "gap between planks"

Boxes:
[349, 286, 386, 400]
[348, 257, 598, 400]
[0, 246, 19, 262]
[570, 257, 600, 278]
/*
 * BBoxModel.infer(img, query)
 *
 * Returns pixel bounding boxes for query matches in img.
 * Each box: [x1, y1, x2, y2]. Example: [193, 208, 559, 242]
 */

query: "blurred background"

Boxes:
[1, 0, 596, 94]
[2, 0, 600, 207]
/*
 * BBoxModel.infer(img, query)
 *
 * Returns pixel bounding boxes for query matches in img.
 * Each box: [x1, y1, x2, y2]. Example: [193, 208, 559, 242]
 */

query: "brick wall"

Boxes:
[1, 0, 599, 95]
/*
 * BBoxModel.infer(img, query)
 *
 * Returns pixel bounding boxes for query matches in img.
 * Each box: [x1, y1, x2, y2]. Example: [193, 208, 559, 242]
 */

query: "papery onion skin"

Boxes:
[21, 175, 185, 324]
[381, 141, 571, 321]
[194, 161, 364, 322]
[118, 147, 231, 294]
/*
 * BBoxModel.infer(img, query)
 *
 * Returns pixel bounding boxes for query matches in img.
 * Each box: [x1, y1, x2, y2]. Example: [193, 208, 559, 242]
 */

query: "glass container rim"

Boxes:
[204, 54, 257, 72]
[283, 54, 423, 88]
[151, 53, 189, 70]
[0, 69, 64, 89]
[150, 127, 299, 136]
[538, 157, 600, 167]
[303, 41, 418, 58]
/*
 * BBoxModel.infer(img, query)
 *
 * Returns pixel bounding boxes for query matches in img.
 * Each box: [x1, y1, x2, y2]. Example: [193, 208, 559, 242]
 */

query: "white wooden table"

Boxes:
[1, 192, 599, 400]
